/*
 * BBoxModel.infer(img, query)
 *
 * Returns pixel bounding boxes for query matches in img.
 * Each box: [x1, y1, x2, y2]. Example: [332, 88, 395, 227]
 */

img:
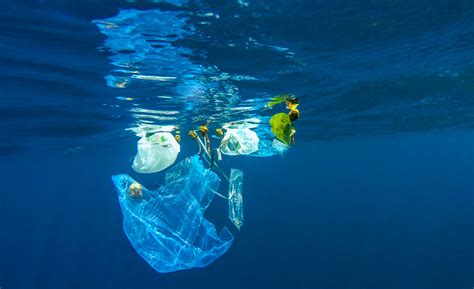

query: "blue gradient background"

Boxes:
[1, 1, 473, 288]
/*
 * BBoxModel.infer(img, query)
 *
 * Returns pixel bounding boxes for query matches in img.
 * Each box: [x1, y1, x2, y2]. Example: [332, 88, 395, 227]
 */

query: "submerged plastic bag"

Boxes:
[132, 132, 180, 173]
[271, 138, 289, 154]
[112, 156, 233, 273]
[252, 122, 289, 157]
[219, 118, 288, 157]
[220, 128, 259, 156]
[270, 113, 293, 145]
[228, 169, 244, 230]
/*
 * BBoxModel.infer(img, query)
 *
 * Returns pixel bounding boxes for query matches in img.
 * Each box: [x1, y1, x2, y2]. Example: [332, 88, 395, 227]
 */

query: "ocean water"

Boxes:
[1, 0, 474, 288]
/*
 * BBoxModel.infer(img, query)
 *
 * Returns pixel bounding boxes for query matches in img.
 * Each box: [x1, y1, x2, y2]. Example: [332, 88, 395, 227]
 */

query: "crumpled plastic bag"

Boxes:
[228, 169, 244, 230]
[112, 156, 233, 273]
[219, 118, 287, 157]
[270, 112, 293, 145]
[219, 128, 259, 156]
[132, 132, 180, 173]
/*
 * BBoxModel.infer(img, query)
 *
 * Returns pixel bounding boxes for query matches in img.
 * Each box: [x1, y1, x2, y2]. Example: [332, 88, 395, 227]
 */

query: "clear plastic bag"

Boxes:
[220, 118, 288, 157]
[112, 156, 233, 273]
[132, 132, 180, 173]
[219, 128, 259, 156]
[228, 169, 244, 230]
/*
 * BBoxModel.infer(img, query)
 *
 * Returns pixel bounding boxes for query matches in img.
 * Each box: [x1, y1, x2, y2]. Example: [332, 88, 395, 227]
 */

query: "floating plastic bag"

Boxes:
[271, 138, 289, 154]
[252, 123, 289, 157]
[269, 113, 293, 145]
[219, 118, 288, 157]
[220, 128, 259, 156]
[228, 169, 244, 230]
[132, 132, 180, 173]
[112, 156, 233, 273]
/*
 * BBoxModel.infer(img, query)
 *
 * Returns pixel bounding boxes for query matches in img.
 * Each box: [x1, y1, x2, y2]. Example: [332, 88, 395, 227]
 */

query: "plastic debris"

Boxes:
[228, 169, 244, 230]
[132, 132, 180, 173]
[271, 138, 289, 154]
[252, 124, 289, 157]
[269, 112, 293, 145]
[219, 118, 287, 157]
[112, 156, 233, 273]
[220, 128, 259, 156]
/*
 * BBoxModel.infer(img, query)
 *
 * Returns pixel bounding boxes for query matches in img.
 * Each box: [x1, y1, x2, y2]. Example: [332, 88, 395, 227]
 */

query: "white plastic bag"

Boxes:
[271, 138, 289, 154]
[132, 132, 180, 173]
[219, 128, 259, 156]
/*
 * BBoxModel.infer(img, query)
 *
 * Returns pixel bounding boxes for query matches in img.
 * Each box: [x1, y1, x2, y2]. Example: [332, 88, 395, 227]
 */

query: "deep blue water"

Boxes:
[1, 0, 474, 288]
